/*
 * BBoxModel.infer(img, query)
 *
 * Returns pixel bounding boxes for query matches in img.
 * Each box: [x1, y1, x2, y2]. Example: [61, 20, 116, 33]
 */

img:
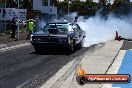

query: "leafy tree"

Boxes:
[99, 0, 108, 6]
[6, 0, 32, 9]
[112, 0, 130, 15]
[0, 0, 5, 3]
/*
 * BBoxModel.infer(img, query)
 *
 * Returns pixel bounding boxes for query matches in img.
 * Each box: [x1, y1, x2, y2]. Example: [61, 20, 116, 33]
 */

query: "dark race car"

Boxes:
[30, 22, 86, 54]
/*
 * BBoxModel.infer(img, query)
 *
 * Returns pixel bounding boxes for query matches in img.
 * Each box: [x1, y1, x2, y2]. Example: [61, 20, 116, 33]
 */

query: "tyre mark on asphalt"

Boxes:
[0, 43, 31, 52]
[14, 47, 94, 88]
[16, 56, 66, 88]
[0, 52, 60, 88]
[0, 46, 61, 88]
[0, 46, 42, 76]
[17, 54, 77, 88]
[50, 44, 105, 88]
[0, 44, 104, 88]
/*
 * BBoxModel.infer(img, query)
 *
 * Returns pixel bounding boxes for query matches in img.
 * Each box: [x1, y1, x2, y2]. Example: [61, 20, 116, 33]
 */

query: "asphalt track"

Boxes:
[0, 44, 99, 88]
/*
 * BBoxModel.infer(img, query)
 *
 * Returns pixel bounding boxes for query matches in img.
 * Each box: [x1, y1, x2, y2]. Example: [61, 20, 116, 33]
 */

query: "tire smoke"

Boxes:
[77, 13, 132, 47]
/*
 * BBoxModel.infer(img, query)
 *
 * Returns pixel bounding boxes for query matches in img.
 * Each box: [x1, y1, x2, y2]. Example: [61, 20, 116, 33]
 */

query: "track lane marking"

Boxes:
[0, 43, 31, 52]
[102, 50, 126, 88]
[41, 44, 104, 88]
[112, 50, 132, 88]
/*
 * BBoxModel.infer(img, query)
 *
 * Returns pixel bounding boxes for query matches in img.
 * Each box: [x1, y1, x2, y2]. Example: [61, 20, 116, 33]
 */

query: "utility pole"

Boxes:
[17, 0, 20, 40]
[5, 0, 7, 8]
[4, 0, 7, 33]
[68, 0, 70, 21]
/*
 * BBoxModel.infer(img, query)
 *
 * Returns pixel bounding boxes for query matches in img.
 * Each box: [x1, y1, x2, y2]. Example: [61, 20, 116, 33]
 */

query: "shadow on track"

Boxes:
[29, 43, 104, 56]
[29, 47, 81, 55]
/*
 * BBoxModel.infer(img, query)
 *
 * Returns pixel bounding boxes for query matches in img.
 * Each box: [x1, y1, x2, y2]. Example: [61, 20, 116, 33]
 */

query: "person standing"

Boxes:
[11, 17, 17, 39]
[27, 19, 34, 39]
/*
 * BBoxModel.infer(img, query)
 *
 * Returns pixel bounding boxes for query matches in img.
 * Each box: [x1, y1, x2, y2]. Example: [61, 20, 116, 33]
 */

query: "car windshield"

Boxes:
[42, 23, 69, 31]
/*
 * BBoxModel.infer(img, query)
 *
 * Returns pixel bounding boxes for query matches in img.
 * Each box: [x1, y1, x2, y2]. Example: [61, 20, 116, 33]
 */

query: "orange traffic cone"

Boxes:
[115, 31, 123, 41]
[115, 31, 119, 40]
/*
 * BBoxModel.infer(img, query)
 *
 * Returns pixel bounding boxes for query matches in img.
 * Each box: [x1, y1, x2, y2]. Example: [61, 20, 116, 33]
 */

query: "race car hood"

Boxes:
[33, 30, 69, 37]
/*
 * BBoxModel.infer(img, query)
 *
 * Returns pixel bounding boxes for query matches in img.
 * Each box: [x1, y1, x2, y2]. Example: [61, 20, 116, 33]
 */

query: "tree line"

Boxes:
[55, 0, 132, 16]
[0, 0, 32, 9]
[0, 0, 131, 16]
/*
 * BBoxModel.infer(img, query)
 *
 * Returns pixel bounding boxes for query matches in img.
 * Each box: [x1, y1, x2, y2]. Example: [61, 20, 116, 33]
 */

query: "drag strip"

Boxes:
[0, 43, 103, 88]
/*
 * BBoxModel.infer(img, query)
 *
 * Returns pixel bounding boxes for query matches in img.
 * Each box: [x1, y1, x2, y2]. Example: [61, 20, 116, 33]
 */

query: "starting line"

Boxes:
[0, 43, 30, 52]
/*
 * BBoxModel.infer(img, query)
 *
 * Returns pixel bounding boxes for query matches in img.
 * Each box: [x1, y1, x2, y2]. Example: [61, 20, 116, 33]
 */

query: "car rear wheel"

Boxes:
[75, 39, 84, 50]
[69, 44, 74, 52]
[66, 46, 74, 55]
[66, 41, 74, 54]
[78, 40, 84, 49]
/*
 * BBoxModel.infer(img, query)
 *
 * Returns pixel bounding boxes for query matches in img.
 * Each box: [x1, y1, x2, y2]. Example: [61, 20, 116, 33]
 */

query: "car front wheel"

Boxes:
[34, 46, 40, 53]
[69, 45, 74, 52]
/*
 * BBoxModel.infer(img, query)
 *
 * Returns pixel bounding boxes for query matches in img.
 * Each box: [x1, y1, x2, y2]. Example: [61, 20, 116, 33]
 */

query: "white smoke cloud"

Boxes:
[35, 16, 46, 31]
[52, 12, 78, 23]
[77, 13, 132, 47]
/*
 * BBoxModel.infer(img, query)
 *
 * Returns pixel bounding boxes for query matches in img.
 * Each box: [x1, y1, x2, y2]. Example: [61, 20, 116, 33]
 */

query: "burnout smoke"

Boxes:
[35, 16, 46, 31]
[37, 12, 132, 47]
[77, 13, 132, 47]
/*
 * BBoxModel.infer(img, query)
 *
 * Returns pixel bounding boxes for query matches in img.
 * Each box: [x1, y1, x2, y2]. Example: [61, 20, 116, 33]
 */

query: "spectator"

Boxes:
[11, 17, 17, 39]
[27, 19, 34, 39]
